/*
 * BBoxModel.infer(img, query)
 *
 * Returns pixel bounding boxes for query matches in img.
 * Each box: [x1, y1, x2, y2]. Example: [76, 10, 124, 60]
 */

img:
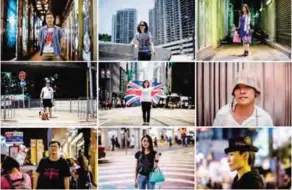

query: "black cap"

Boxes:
[224, 136, 258, 154]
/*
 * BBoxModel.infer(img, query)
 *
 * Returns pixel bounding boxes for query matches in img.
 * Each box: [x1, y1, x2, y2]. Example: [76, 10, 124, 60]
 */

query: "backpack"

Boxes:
[4, 173, 31, 189]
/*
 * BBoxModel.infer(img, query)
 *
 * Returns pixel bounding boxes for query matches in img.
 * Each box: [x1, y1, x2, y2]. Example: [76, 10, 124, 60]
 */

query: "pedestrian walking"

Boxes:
[115, 137, 120, 149]
[76, 155, 94, 189]
[40, 80, 54, 118]
[134, 135, 160, 189]
[33, 140, 71, 189]
[213, 71, 273, 126]
[238, 4, 251, 56]
[131, 21, 155, 61]
[130, 135, 135, 148]
[184, 136, 188, 147]
[39, 12, 64, 61]
[225, 136, 264, 189]
[111, 135, 115, 151]
[168, 136, 172, 148]
[1, 156, 32, 189]
[154, 137, 158, 148]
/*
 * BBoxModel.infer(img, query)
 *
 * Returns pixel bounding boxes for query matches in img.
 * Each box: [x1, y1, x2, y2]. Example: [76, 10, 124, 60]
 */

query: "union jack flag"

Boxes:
[125, 81, 164, 106]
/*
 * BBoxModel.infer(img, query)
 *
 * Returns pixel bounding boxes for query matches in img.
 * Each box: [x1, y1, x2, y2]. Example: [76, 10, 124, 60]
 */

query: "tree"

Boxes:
[99, 33, 112, 42]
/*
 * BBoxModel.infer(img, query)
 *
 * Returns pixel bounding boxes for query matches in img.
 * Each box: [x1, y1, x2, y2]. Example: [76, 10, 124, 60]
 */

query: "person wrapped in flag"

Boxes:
[126, 80, 164, 125]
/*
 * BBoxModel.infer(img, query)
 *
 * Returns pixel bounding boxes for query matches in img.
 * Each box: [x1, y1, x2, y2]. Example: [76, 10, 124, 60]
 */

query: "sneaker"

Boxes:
[146, 122, 149, 125]
[142, 122, 146, 125]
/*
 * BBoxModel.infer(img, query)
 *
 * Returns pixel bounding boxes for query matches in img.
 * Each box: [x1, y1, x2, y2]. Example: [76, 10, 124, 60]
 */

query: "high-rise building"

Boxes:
[149, 9, 156, 42]
[180, 0, 195, 39]
[150, 0, 195, 54]
[153, 0, 167, 45]
[111, 14, 116, 42]
[113, 9, 137, 44]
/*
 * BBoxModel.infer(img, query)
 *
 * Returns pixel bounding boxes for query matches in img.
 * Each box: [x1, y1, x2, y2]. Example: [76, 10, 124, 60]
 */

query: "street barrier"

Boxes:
[1, 95, 16, 120]
[78, 97, 97, 121]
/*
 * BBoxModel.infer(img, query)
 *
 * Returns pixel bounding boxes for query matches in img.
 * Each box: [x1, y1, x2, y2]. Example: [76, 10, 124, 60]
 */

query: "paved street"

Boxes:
[210, 44, 291, 61]
[1, 108, 96, 126]
[98, 146, 194, 189]
[98, 107, 195, 126]
[170, 54, 194, 61]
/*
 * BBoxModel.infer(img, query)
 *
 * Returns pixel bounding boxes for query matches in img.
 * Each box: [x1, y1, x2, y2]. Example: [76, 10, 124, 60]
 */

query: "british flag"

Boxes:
[125, 81, 164, 106]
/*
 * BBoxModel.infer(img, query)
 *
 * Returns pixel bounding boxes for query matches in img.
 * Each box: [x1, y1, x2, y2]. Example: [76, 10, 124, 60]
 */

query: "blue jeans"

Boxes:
[137, 174, 155, 189]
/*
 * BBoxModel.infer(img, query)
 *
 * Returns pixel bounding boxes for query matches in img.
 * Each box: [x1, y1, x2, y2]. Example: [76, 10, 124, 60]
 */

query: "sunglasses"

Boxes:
[140, 24, 145, 26]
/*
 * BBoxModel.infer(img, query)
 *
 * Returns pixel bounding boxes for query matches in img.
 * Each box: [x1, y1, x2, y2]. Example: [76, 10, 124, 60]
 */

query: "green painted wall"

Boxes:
[198, 0, 226, 50]
[260, 0, 276, 41]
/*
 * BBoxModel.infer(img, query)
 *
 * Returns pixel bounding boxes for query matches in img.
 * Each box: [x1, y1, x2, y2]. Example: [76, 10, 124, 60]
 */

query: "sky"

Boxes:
[99, 0, 155, 35]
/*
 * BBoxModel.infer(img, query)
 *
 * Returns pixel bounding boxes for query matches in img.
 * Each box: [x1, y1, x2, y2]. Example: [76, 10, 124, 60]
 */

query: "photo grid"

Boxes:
[0, 0, 291, 190]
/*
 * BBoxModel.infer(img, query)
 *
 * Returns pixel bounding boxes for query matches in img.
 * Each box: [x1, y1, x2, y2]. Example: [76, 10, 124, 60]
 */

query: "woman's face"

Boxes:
[144, 81, 150, 88]
[140, 22, 146, 29]
[142, 137, 150, 149]
[242, 6, 247, 13]
[227, 151, 245, 171]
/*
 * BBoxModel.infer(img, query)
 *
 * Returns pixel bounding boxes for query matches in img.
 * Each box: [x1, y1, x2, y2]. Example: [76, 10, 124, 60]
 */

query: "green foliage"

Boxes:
[99, 33, 112, 42]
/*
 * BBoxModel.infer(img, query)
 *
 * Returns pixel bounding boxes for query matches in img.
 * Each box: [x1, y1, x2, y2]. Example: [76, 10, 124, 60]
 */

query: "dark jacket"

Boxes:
[232, 169, 264, 189]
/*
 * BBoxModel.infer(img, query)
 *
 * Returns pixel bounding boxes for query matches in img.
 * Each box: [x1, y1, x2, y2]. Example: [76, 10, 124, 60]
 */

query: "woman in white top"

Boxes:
[140, 80, 153, 125]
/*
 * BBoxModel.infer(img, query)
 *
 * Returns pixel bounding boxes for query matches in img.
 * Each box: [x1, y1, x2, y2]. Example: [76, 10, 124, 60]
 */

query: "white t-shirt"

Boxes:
[41, 87, 54, 99]
[140, 88, 152, 102]
[213, 104, 274, 127]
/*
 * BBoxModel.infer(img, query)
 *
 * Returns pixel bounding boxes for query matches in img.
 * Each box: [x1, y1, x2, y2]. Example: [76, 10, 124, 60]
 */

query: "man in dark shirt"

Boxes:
[33, 140, 71, 189]
[224, 136, 264, 189]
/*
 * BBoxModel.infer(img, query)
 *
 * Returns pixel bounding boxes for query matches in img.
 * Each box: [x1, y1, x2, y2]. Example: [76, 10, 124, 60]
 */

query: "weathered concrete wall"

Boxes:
[99, 42, 172, 61]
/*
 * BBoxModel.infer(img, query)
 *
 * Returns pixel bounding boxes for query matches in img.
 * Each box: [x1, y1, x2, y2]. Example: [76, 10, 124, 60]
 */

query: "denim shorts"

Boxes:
[137, 174, 155, 189]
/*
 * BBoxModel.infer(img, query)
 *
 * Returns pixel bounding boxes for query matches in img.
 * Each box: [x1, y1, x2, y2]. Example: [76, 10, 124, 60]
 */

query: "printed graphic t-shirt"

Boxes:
[43, 28, 54, 54]
[36, 157, 71, 189]
[134, 32, 152, 53]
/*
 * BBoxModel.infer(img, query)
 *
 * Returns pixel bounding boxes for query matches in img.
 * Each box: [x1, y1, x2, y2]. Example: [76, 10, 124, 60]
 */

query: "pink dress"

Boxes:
[1, 172, 31, 189]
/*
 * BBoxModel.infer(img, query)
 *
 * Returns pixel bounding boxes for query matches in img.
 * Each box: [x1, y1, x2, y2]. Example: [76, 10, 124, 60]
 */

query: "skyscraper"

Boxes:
[149, 9, 156, 42]
[180, 0, 195, 39]
[111, 14, 116, 42]
[151, 0, 194, 45]
[113, 9, 137, 44]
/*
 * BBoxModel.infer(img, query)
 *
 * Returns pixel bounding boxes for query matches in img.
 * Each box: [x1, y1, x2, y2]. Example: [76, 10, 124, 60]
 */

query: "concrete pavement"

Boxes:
[98, 147, 194, 189]
[210, 44, 291, 61]
[98, 107, 196, 126]
[1, 108, 96, 126]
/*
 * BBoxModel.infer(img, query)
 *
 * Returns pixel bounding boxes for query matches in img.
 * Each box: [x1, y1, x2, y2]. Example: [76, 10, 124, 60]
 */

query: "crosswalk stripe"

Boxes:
[99, 167, 195, 175]
[99, 171, 194, 180]
[99, 163, 194, 170]
[99, 178, 195, 186]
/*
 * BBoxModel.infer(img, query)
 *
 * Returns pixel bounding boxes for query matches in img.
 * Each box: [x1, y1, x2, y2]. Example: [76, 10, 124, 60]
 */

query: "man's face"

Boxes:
[227, 151, 245, 171]
[234, 84, 257, 105]
[49, 143, 60, 156]
[46, 83, 50, 87]
[46, 14, 54, 26]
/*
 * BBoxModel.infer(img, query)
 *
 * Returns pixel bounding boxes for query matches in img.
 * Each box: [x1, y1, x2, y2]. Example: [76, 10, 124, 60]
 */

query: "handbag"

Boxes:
[149, 168, 165, 183]
[233, 31, 241, 43]
[243, 33, 252, 44]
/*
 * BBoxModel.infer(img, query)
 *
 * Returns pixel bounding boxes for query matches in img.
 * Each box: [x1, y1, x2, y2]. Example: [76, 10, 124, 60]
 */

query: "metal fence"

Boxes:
[1, 97, 97, 121]
[78, 97, 97, 121]
[1, 96, 16, 120]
